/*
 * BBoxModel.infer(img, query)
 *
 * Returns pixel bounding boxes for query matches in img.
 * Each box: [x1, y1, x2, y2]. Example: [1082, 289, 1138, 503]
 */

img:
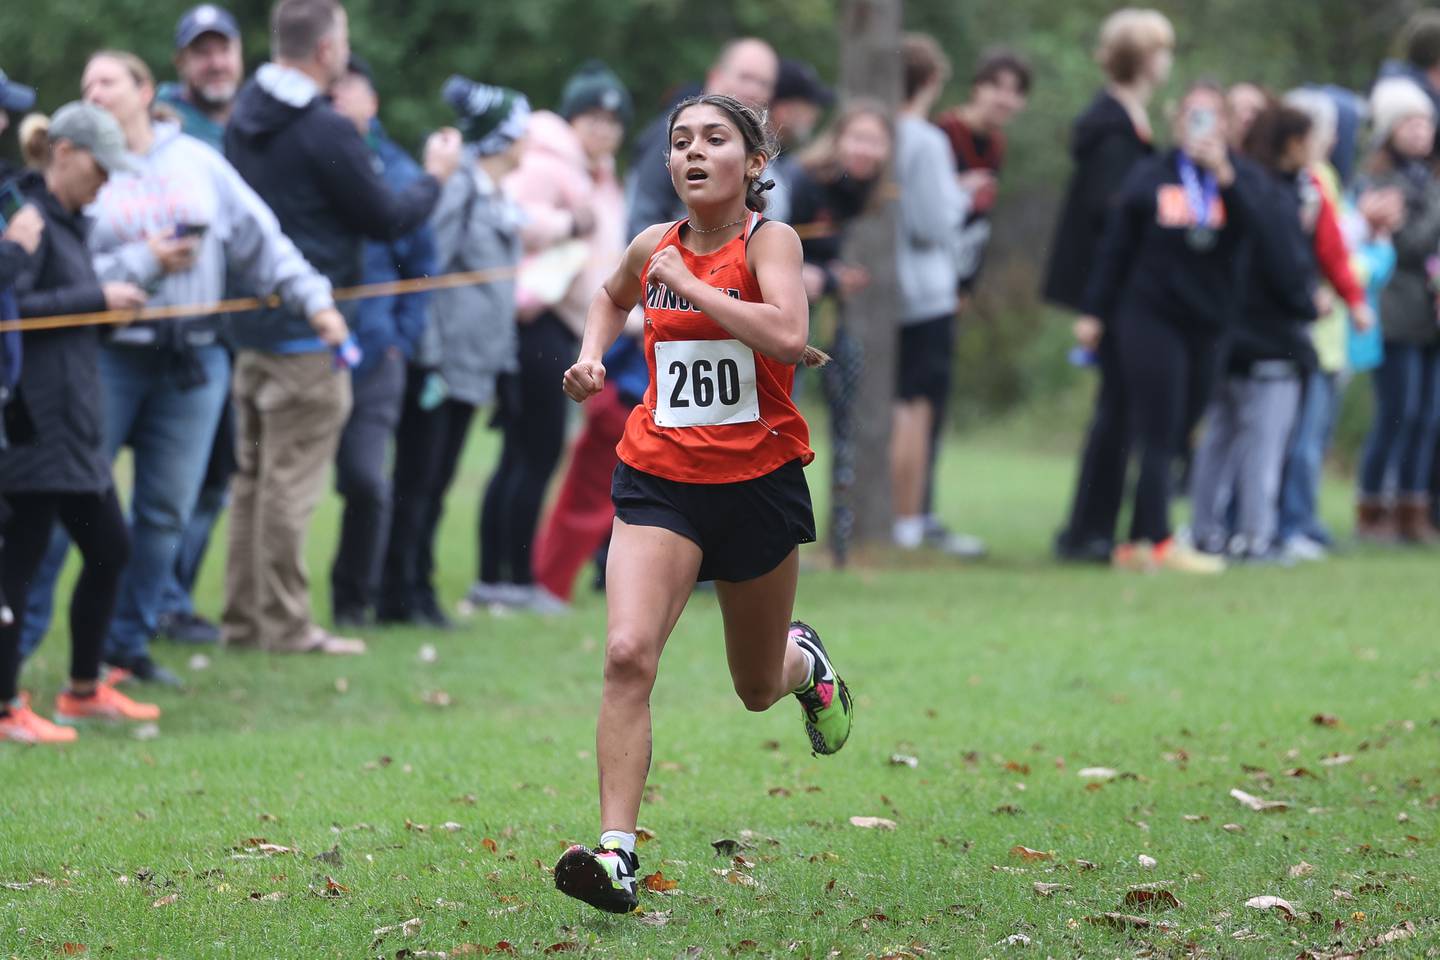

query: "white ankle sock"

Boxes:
[893, 516, 925, 549]
[599, 830, 636, 855]
[792, 644, 816, 693]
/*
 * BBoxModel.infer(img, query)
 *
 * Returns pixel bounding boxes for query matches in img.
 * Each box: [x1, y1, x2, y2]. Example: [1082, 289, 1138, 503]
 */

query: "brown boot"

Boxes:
[1355, 498, 1398, 544]
[1396, 495, 1440, 545]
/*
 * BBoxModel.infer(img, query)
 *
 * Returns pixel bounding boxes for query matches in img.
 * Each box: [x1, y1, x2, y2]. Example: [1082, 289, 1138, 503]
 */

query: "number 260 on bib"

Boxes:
[653, 339, 760, 428]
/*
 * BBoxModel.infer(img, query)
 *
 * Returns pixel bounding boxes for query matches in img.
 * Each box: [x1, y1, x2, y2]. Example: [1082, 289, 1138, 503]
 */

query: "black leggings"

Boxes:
[381, 366, 475, 617]
[1060, 330, 1130, 548]
[480, 312, 577, 586]
[1115, 309, 1219, 544]
[1, 488, 130, 702]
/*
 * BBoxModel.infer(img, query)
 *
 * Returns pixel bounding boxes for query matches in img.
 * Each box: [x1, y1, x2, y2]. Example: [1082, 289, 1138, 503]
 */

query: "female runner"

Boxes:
[553, 93, 853, 913]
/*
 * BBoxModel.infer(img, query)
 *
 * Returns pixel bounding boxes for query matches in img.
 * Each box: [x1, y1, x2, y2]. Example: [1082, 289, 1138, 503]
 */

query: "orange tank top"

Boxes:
[616, 213, 814, 484]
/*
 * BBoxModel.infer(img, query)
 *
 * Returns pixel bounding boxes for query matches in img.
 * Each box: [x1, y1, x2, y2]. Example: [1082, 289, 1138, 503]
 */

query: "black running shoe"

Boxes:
[553, 843, 639, 913]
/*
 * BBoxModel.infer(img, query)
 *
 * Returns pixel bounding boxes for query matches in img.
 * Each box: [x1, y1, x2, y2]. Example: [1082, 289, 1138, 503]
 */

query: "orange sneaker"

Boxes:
[54, 683, 161, 724]
[0, 700, 79, 744]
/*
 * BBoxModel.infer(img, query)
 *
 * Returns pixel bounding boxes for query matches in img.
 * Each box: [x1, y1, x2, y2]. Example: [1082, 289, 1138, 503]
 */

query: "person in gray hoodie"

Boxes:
[13, 50, 340, 683]
[378, 77, 526, 625]
[890, 34, 974, 552]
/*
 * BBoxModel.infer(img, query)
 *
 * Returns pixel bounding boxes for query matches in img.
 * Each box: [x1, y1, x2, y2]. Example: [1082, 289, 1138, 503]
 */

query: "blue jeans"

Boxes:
[19, 344, 230, 661]
[1278, 371, 1340, 544]
[1358, 342, 1440, 496]
[159, 398, 235, 618]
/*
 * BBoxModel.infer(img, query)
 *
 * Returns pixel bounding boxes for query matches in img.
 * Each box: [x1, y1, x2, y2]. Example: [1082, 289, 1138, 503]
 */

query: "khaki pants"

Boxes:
[223, 350, 352, 652]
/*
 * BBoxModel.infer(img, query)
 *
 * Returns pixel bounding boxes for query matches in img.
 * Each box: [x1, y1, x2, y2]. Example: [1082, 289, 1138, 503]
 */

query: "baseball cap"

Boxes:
[774, 59, 834, 107]
[0, 68, 37, 114]
[47, 102, 137, 175]
[175, 4, 241, 50]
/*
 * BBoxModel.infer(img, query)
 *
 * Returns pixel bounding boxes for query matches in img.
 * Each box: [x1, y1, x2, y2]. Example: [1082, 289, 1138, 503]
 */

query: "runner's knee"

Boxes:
[603, 632, 659, 691]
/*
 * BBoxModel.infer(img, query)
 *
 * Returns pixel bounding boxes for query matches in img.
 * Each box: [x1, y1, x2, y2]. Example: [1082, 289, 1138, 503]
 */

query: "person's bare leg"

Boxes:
[891, 400, 934, 533]
[715, 549, 808, 712]
[596, 519, 701, 834]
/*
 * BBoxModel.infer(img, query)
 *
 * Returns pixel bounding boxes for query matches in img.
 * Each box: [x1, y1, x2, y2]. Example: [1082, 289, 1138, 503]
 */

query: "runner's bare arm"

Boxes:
[574, 222, 673, 365]
[646, 221, 808, 365]
[565, 223, 673, 402]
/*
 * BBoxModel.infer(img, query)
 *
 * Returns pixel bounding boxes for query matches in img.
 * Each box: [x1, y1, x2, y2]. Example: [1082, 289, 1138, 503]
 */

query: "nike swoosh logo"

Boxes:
[710, 266, 724, 275]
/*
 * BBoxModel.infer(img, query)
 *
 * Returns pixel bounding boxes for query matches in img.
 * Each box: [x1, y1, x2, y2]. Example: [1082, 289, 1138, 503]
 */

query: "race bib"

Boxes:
[653, 339, 759, 428]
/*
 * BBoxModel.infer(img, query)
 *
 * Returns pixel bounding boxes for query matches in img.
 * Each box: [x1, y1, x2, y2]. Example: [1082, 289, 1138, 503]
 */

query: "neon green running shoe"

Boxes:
[553, 842, 639, 913]
[790, 621, 852, 756]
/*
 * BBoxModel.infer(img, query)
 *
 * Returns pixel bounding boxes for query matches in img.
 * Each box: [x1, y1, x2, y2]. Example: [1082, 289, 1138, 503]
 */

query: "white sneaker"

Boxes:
[1281, 535, 1328, 563]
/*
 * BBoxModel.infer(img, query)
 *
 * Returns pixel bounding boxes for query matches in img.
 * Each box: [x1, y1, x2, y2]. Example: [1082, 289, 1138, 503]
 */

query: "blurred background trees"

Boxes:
[0, 0, 1421, 444]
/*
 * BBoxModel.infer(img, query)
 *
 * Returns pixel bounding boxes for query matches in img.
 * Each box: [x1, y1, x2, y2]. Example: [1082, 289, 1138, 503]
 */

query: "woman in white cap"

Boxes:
[1355, 76, 1440, 543]
[0, 102, 160, 744]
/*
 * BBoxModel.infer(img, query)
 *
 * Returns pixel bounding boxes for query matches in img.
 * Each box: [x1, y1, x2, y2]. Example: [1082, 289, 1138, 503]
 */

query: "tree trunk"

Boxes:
[833, 0, 903, 564]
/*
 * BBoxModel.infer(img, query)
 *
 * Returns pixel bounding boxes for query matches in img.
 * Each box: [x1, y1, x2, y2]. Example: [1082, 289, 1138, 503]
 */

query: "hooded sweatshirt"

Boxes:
[87, 121, 334, 352]
[503, 110, 625, 339]
[1042, 90, 1154, 312]
[223, 63, 440, 352]
[895, 112, 968, 323]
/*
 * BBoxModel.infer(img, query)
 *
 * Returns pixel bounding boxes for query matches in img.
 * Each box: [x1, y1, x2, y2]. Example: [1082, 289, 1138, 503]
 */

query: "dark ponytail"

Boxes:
[667, 93, 778, 213]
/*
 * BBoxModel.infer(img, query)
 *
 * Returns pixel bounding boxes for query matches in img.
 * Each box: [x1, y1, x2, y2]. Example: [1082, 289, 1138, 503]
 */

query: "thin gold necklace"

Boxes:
[688, 215, 746, 234]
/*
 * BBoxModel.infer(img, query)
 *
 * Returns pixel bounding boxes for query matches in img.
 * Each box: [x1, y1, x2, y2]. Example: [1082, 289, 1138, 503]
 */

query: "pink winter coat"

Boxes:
[503, 110, 626, 337]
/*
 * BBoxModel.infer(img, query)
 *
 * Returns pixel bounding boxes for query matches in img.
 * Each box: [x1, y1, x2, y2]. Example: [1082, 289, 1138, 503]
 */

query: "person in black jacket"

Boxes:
[1081, 82, 1251, 573]
[1043, 8, 1175, 563]
[1189, 105, 1321, 561]
[786, 101, 891, 565]
[219, 0, 454, 656]
[0, 103, 163, 744]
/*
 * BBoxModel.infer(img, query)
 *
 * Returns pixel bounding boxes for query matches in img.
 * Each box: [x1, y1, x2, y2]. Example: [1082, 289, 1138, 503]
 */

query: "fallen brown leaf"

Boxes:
[59, 944, 87, 955]
[889, 754, 919, 768]
[1320, 754, 1354, 767]
[634, 827, 656, 845]
[1243, 895, 1297, 919]
[711, 838, 741, 856]
[641, 871, 678, 893]
[849, 816, 897, 830]
[1222, 823, 1245, 833]
[1288, 861, 1315, 878]
[542, 943, 578, 954]
[1123, 888, 1182, 911]
[713, 868, 757, 887]
[1137, 854, 1157, 870]
[1311, 713, 1340, 727]
[1010, 845, 1051, 861]
[1230, 788, 1289, 813]
[441, 822, 464, 833]
[1033, 881, 1069, 897]
[636, 910, 670, 926]
[992, 803, 1023, 816]
[1362, 921, 1416, 947]
[373, 918, 422, 938]
[1086, 912, 1164, 930]
[248, 891, 286, 901]
[150, 894, 178, 908]
[1073, 859, 1098, 871]
[313, 844, 343, 866]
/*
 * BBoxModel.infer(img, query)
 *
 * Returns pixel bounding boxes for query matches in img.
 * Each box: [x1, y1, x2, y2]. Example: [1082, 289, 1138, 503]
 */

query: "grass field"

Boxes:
[3, 424, 1439, 960]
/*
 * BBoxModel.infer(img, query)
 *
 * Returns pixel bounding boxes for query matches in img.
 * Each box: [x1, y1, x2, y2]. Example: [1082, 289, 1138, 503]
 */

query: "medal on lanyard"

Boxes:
[1178, 152, 1219, 252]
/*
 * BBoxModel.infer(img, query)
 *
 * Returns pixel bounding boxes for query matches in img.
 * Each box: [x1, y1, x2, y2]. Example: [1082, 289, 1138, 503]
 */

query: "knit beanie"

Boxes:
[1369, 76, 1435, 149]
[442, 75, 531, 156]
[558, 60, 632, 128]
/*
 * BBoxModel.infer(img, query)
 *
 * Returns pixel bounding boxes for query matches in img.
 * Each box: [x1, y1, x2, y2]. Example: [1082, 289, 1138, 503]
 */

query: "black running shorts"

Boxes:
[897, 313, 956, 404]
[611, 459, 817, 583]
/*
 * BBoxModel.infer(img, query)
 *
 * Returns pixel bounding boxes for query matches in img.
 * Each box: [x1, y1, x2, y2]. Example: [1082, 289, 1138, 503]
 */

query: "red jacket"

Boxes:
[1309, 170, 1364, 310]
